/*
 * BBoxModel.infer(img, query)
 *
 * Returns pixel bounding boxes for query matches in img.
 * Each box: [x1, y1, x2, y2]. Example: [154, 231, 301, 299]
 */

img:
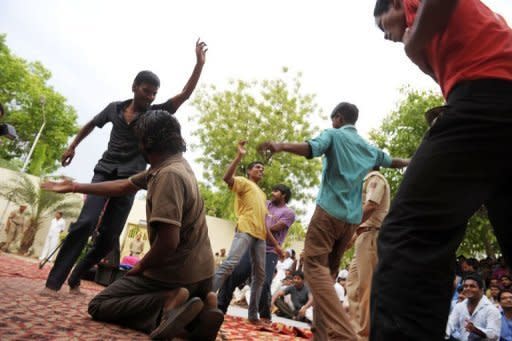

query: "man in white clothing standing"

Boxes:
[39, 212, 66, 262]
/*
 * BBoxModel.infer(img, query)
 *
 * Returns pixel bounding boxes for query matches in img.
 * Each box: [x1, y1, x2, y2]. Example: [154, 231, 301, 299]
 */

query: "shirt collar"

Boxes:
[340, 124, 356, 131]
[147, 153, 184, 178]
[466, 295, 492, 315]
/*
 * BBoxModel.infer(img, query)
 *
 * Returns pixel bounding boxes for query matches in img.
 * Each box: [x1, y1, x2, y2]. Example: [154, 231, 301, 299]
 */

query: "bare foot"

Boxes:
[69, 286, 85, 296]
[260, 318, 272, 325]
[39, 287, 60, 298]
[248, 318, 263, 326]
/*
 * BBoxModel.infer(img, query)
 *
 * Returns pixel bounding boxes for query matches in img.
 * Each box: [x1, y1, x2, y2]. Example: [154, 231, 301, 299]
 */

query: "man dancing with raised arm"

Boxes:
[371, 1, 512, 339]
[41, 40, 207, 296]
[259, 102, 408, 340]
[217, 183, 295, 322]
[212, 141, 284, 323]
[41, 110, 222, 341]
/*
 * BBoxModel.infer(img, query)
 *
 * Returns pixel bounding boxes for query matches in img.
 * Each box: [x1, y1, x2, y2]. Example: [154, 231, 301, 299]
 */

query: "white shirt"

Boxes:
[334, 282, 345, 302]
[275, 257, 294, 282]
[49, 217, 66, 235]
[446, 295, 501, 340]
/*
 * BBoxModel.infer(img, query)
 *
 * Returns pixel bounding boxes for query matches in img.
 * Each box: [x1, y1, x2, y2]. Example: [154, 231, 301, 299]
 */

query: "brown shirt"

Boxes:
[360, 171, 390, 228]
[129, 153, 214, 285]
[8, 209, 25, 229]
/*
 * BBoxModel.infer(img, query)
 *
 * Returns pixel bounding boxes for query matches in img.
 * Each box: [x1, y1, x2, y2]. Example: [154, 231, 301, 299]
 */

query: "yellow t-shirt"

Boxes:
[232, 176, 267, 240]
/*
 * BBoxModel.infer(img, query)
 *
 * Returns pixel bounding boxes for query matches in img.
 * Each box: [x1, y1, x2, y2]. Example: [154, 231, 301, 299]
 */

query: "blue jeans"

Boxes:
[212, 232, 266, 320]
[217, 250, 279, 319]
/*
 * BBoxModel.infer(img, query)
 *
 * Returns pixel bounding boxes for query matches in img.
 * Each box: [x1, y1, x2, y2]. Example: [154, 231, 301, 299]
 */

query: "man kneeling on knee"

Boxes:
[42, 110, 223, 340]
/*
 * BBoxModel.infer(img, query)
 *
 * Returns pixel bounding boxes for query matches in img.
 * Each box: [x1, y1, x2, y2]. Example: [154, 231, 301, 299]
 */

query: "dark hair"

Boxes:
[272, 184, 292, 203]
[0, 103, 4, 116]
[134, 110, 186, 154]
[464, 258, 479, 270]
[499, 289, 512, 301]
[133, 70, 160, 87]
[292, 271, 305, 280]
[374, 0, 392, 16]
[246, 161, 264, 175]
[501, 274, 511, 280]
[464, 273, 484, 289]
[330, 102, 359, 124]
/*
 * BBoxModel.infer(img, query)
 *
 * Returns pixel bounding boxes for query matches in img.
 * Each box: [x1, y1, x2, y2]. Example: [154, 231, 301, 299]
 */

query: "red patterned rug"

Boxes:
[0, 253, 311, 340]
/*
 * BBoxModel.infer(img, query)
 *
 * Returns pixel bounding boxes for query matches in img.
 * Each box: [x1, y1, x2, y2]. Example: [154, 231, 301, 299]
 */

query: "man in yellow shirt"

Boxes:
[212, 141, 282, 323]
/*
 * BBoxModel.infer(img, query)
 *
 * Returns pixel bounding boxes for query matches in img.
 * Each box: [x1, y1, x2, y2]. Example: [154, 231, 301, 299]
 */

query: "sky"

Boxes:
[1, 0, 511, 219]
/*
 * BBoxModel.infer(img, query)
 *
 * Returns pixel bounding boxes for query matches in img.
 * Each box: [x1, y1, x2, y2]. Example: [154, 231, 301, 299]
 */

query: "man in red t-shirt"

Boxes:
[371, 1, 512, 340]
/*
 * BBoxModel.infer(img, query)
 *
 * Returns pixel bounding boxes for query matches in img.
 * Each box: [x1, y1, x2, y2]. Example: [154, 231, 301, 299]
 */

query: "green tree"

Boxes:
[0, 34, 78, 175]
[0, 173, 82, 254]
[369, 87, 444, 196]
[192, 68, 323, 219]
[283, 221, 306, 249]
[369, 87, 499, 258]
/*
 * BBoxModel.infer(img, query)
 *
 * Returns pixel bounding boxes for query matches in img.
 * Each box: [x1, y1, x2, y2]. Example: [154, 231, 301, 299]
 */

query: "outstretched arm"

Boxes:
[390, 158, 410, 169]
[61, 120, 96, 167]
[41, 178, 139, 197]
[223, 141, 246, 188]
[168, 39, 207, 111]
[272, 290, 286, 305]
[258, 142, 311, 158]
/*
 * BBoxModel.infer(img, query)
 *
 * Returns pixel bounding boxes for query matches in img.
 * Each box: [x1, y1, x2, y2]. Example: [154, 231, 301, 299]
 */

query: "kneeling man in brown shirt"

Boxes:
[41, 110, 222, 340]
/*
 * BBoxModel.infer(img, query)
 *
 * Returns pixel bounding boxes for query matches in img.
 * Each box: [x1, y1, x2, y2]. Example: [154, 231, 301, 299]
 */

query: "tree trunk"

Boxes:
[19, 222, 37, 254]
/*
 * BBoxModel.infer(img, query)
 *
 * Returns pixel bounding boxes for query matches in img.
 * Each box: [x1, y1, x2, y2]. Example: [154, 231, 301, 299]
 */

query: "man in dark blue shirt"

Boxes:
[40, 40, 207, 296]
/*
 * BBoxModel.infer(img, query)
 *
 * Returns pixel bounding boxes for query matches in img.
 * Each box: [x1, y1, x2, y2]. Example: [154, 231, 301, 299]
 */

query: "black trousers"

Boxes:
[370, 79, 512, 341]
[46, 171, 135, 290]
[88, 275, 211, 334]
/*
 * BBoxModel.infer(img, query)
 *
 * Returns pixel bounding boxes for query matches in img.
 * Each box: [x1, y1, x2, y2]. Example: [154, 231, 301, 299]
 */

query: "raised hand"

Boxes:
[195, 38, 208, 65]
[61, 147, 75, 167]
[237, 140, 247, 156]
[258, 141, 282, 155]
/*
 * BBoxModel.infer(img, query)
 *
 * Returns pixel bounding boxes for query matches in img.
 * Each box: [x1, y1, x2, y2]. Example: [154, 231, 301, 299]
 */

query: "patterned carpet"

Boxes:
[0, 253, 311, 340]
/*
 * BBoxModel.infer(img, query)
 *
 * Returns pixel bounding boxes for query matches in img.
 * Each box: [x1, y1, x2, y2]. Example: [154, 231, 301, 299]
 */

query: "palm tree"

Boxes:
[0, 173, 81, 254]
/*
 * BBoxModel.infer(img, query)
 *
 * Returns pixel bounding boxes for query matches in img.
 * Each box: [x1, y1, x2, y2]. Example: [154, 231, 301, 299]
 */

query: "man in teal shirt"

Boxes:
[260, 102, 408, 340]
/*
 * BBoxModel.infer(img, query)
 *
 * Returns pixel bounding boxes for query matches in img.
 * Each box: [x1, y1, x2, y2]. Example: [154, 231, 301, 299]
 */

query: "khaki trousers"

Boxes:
[303, 206, 357, 341]
[3, 223, 19, 251]
[346, 229, 379, 341]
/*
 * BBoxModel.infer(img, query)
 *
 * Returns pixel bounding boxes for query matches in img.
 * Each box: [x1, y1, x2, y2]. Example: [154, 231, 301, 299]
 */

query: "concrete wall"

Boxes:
[0, 167, 237, 258]
[0, 167, 65, 256]
[119, 197, 236, 258]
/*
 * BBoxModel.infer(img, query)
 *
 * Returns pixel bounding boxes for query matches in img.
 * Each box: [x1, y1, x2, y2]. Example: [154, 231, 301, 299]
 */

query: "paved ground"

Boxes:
[0, 253, 311, 340]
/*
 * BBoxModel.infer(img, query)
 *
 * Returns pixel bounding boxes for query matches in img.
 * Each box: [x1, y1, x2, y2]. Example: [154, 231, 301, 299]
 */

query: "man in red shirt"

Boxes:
[372, 1, 512, 340]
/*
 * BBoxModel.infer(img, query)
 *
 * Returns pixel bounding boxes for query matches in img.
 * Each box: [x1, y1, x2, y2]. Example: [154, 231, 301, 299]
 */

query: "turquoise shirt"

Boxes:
[307, 125, 392, 224]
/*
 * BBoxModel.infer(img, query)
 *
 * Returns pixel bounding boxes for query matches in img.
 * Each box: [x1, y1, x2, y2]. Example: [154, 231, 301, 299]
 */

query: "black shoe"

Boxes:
[189, 308, 224, 341]
[150, 297, 204, 340]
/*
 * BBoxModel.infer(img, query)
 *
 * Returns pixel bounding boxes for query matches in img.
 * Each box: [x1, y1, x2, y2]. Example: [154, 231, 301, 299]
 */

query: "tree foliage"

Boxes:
[0, 173, 82, 254]
[369, 87, 443, 196]
[282, 221, 306, 249]
[369, 87, 499, 258]
[0, 34, 78, 175]
[191, 68, 323, 219]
